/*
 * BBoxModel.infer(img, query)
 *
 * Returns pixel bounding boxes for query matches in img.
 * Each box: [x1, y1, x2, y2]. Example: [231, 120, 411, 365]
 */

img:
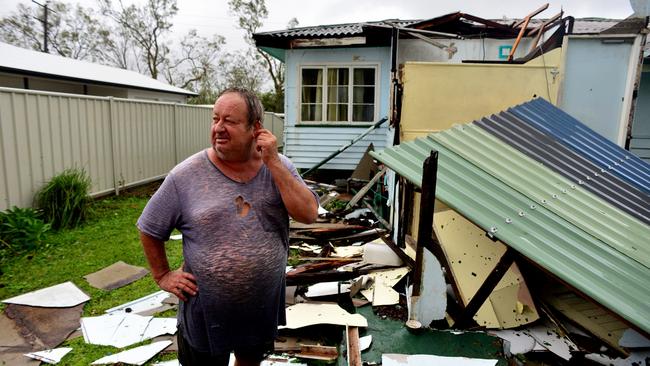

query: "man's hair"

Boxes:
[218, 87, 264, 129]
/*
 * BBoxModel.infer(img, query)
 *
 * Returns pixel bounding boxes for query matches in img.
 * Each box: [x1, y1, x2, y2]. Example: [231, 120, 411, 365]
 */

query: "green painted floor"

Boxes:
[339, 305, 508, 365]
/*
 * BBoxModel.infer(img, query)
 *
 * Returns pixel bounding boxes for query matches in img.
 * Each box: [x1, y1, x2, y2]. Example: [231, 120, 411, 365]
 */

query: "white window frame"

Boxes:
[298, 63, 380, 125]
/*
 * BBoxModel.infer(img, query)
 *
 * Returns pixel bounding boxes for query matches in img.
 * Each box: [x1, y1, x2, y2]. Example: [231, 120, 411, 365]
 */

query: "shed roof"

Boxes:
[370, 100, 650, 334]
[0, 42, 196, 96]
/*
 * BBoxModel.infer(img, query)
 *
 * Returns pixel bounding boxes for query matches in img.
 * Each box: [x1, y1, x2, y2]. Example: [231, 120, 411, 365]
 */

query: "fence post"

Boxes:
[173, 103, 179, 165]
[108, 97, 120, 195]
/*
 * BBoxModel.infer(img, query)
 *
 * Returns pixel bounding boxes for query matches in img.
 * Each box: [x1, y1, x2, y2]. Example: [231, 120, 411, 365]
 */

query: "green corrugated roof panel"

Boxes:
[370, 136, 650, 333]
[432, 124, 650, 269]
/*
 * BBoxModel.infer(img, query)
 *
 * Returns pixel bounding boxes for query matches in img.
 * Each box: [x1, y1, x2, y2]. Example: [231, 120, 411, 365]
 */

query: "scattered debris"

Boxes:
[23, 347, 72, 364]
[4, 303, 84, 349]
[104, 290, 174, 316]
[280, 303, 368, 329]
[382, 353, 498, 366]
[2, 282, 89, 308]
[90, 340, 172, 365]
[84, 261, 149, 290]
[81, 313, 176, 348]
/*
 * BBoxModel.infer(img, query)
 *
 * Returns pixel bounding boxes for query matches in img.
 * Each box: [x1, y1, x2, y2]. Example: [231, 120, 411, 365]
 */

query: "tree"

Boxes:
[163, 29, 225, 91]
[228, 0, 286, 111]
[0, 2, 112, 62]
[98, 0, 177, 80]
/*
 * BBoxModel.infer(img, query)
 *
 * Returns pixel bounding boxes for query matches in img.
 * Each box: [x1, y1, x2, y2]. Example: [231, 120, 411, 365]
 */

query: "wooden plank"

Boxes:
[412, 152, 438, 297]
[346, 326, 362, 366]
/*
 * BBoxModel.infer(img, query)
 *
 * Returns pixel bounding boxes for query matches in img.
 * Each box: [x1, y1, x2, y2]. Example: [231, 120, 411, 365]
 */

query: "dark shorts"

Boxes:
[177, 327, 274, 366]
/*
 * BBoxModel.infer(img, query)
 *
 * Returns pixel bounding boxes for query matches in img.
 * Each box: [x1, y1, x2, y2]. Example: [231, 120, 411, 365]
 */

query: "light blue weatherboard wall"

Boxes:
[283, 47, 392, 170]
[631, 70, 650, 163]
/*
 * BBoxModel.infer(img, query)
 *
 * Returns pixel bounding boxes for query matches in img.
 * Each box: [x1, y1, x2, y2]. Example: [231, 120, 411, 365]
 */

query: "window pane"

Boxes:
[353, 68, 375, 85]
[353, 105, 374, 122]
[327, 103, 348, 121]
[328, 68, 349, 86]
[328, 86, 348, 103]
[353, 86, 375, 104]
[302, 104, 322, 121]
[302, 86, 322, 103]
[302, 69, 322, 85]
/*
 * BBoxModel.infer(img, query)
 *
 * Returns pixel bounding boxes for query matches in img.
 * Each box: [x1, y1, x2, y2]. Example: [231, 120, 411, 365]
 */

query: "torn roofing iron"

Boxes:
[370, 137, 650, 333]
[432, 124, 650, 269]
[475, 111, 650, 225]
[509, 98, 650, 194]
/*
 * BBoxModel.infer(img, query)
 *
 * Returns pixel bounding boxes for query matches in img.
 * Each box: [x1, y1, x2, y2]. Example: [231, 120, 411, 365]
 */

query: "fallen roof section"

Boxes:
[370, 135, 650, 333]
[475, 110, 650, 225]
[509, 98, 650, 194]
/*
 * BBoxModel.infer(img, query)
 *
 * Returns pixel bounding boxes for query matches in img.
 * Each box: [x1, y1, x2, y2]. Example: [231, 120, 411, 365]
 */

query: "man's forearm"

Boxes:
[140, 231, 171, 282]
[266, 159, 318, 223]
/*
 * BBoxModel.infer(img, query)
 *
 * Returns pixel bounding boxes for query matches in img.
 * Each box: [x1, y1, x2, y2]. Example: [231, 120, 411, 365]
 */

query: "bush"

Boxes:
[36, 168, 92, 230]
[0, 206, 51, 251]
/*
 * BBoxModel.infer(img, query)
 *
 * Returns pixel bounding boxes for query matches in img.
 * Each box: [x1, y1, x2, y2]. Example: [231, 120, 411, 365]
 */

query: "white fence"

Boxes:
[0, 87, 284, 210]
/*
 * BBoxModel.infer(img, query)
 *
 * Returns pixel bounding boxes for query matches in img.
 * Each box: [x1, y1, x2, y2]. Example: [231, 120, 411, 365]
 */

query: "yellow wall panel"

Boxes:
[400, 48, 562, 142]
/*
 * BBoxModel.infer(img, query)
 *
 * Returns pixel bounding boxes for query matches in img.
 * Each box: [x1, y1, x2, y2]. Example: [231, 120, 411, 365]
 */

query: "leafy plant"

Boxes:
[36, 168, 92, 230]
[0, 206, 51, 251]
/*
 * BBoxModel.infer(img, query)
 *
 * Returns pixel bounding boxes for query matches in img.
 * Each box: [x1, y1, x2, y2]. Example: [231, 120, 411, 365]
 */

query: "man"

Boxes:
[137, 88, 318, 366]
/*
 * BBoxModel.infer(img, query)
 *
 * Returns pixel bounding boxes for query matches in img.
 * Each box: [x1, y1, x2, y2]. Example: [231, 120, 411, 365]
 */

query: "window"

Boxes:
[300, 66, 376, 123]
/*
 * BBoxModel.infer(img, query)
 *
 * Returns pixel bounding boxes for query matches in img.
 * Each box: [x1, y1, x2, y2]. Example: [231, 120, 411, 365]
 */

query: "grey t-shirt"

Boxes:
[137, 150, 316, 355]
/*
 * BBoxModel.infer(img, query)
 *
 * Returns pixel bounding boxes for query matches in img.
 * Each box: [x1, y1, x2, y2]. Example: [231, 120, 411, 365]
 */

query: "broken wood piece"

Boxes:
[346, 167, 388, 209]
[297, 344, 338, 361]
[364, 202, 390, 229]
[84, 261, 149, 291]
[2, 282, 89, 308]
[286, 259, 357, 277]
[346, 326, 362, 366]
[508, 3, 550, 60]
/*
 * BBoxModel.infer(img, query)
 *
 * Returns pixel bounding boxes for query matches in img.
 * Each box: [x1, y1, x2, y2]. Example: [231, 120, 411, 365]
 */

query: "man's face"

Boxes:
[211, 93, 257, 162]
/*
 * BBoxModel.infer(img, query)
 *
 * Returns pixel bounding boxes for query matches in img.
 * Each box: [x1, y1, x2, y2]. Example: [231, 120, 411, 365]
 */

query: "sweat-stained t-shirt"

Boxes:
[136, 150, 317, 355]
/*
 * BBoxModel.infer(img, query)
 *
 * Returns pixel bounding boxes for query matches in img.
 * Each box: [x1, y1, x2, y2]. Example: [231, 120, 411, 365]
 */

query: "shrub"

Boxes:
[0, 206, 51, 251]
[36, 168, 92, 230]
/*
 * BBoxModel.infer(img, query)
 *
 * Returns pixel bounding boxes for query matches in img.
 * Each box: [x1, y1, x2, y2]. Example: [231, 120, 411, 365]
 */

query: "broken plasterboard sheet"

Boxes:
[432, 202, 538, 328]
[488, 330, 537, 355]
[81, 313, 176, 348]
[151, 334, 178, 352]
[332, 245, 364, 258]
[360, 267, 410, 306]
[280, 303, 367, 329]
[91, 340, 172, 365]
[0, 312, 43, 365]
[226, 354, 308, 366]
[105, 290, 171, 315]
[169, 234, 182, 240]
[152, 360, 179, 366]
[305, 282, 351, 298]
[359, 335, 372, 351]
[542, 287, 627, 353]
[24, 347, 72, 364]
[524, 322, 578, 361]
[363, 240, 403, 266]
[619, 328, 650, 348]
[408, 249, 446, 326]
[4, 303, 84, 349]
[382, 353, 498, 366]
[585, 350, 650, 366]
[2, 281, 89, 308]
[84, 261, 149, 291]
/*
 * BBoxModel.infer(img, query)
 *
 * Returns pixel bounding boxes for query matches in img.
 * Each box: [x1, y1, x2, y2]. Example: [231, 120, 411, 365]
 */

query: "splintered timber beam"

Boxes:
[346, 325, 362, 366]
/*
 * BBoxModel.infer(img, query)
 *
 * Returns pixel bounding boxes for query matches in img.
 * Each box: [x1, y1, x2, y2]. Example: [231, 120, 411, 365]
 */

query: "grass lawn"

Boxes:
[0, 191, 182, 365]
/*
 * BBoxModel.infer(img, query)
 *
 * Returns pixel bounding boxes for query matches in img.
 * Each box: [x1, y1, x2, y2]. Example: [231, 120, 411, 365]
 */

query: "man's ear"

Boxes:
[254, 120, 262, 131]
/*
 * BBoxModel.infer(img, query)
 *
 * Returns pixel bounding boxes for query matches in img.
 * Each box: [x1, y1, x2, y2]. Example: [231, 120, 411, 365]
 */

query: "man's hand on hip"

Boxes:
[156, 269, 198, 302]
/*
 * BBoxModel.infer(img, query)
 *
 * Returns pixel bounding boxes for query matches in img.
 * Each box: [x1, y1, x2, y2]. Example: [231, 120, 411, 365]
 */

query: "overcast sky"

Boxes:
[0, 0, 637, 52]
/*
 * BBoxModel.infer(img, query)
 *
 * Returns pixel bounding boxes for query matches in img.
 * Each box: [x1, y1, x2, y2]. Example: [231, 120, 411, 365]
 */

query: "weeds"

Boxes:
[36, 168, 92, 230]
[0, 206, 50, 252]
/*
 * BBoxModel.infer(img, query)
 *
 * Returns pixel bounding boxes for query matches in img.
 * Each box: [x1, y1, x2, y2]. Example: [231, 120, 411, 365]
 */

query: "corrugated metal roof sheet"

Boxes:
[475, 111, 650, 225]
[370, 136, 650, 333]
[509, 98, 650, 194]
[433, 124, 650, 268]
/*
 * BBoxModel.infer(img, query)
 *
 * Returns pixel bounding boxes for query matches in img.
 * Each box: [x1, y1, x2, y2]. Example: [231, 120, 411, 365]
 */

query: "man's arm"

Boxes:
[255, 129, 318, 224]
[140, 231, 198, 301]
